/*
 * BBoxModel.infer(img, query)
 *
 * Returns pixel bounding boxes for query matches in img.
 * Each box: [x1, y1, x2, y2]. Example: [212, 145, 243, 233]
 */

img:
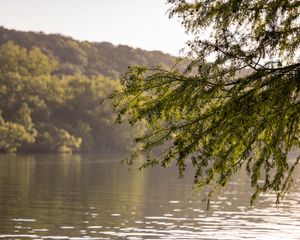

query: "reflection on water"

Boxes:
[1, 154, 300, 239]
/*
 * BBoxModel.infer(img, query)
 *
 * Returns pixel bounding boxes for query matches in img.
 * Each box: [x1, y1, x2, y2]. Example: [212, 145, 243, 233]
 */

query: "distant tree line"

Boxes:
[0, 27, 180, 79]
[0, 42, 145, 153]
[0, 27, 182, 153]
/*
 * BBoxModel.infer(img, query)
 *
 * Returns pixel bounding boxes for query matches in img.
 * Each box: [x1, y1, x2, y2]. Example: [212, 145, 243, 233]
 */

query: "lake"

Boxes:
[1, 154, 300, 240]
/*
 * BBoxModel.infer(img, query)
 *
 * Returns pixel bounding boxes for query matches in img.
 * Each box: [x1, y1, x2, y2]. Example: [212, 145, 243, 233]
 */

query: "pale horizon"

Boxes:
[0, 0, 189, 56]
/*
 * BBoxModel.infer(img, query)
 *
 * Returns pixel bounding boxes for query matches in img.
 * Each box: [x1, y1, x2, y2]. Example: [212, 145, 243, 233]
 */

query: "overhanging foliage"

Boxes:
[113, 0, 300, 205]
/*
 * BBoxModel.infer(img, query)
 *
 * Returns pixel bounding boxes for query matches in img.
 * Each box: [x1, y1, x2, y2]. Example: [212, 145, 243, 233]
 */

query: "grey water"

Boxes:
[1, 154, 300, 240]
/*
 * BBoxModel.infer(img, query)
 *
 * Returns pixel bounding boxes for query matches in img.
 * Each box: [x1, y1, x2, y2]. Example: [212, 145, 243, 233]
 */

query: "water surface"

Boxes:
[1, 154, 300, 239]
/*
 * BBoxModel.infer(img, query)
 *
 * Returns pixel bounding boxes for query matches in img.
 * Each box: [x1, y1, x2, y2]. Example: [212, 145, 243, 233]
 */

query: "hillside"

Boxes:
[0, 27, 187, 153]
[0, 26, 180, 79]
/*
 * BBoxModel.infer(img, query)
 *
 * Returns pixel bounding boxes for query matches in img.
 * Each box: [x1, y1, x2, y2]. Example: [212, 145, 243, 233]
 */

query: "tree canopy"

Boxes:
[0, 42, 144, 153]
[0, 27, 182, 153]
[113, 0, 300, 205]
[0, 27, 179, 79]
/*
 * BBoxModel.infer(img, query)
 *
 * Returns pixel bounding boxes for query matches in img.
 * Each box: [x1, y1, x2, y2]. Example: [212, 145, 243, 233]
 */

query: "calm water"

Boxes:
[1, 154, 300, 240]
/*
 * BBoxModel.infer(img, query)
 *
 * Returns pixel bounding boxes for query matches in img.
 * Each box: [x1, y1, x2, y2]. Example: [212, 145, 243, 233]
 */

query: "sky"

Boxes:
[0, 0, 189, 56]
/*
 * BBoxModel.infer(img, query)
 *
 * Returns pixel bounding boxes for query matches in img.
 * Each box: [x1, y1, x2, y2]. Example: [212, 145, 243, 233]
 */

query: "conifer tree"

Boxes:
[114, 0, 300, 204]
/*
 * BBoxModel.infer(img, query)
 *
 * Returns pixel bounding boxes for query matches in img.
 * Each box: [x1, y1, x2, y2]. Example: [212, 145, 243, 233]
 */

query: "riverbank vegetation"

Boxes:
[0, 27, 180, 153]
[0, 41, 138, 153]
[0, 27, 183, 153]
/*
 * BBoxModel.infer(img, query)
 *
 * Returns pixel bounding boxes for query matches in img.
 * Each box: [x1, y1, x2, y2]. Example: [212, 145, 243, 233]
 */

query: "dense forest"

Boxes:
[0, 27, 180, 153]
[0, 27, 179, 79]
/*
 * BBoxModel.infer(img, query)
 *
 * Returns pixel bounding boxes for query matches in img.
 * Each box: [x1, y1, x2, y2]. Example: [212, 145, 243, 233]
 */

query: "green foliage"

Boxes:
[33, 124, 81, 153]
[114, 0, 300, 205]
[0, 27, 181, 79]
[0, 42, 144, 153]
[0, 119, 36, 153]
[0, 28, 181, 153]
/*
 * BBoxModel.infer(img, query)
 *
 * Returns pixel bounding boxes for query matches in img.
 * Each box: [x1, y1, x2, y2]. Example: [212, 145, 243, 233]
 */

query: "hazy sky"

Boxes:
[0, 0, 189, 55]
